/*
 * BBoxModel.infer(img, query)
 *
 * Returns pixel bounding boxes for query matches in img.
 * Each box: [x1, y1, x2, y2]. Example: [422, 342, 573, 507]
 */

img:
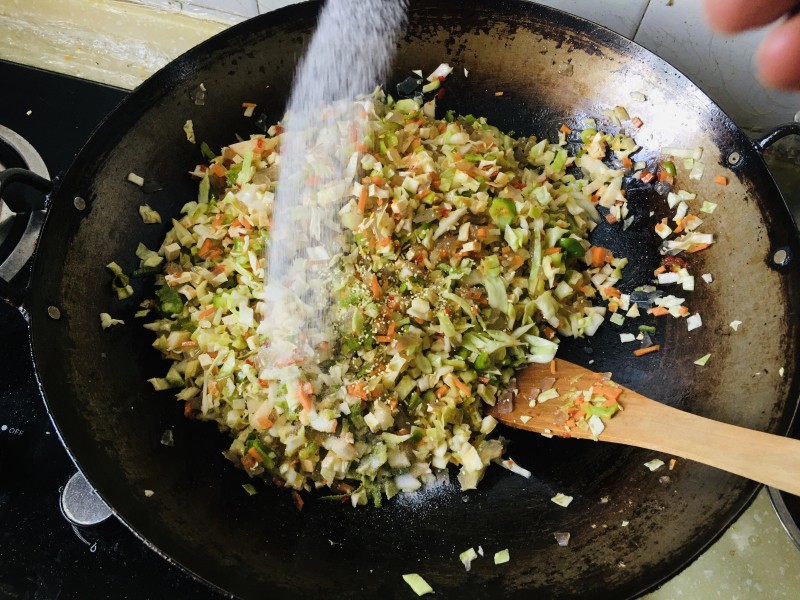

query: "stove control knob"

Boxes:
[60, 471, 113, 527]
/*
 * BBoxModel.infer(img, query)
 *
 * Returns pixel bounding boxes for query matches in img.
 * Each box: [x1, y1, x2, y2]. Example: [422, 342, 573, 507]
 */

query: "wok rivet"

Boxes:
[47, 306, 61, 320]
[73, 196, 86, 210]
[727, 152, 741, 165]
[773, 248, 790, 266]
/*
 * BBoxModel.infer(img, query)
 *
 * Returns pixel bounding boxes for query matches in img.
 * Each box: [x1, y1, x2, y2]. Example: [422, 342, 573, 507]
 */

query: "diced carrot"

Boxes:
[435, 385, 449, 398]
[257, 378, 270, 388]
[371, 175, 384, 185]
[594, 385, 623, 402]
[604, 286, 621, 298]
[560, 124, 572, 135]
[633, 345, 661, 357]
[511, 255, 524, 268]
[242, 102, 257, 108]
[658, 169, 673, 182]
[632, 117, 643, 128]
[565, 419, 576, 429]
[198, 238, 215, 258]
[180, 340, 198, 348]
[347, 382, 369, 400]
[714, 175, 728, 186]
[640, 171, 655, 184]
[358, 186, 368, 214]
[550, 359, 557, 375]
[544, 247, 561, 255]
[450, 376, 472, 397]
[211, 213, 224, 227]
[197, 306, 216, 320]
[387, 321, 396, 339]
[605, 213, 618, 224]
[297, 382, 313, 412]
[370, 275, 382, 300]
[608, 301, 618, 313]
[590, 246, 607, 267]
[210, 163, 226, 178]
[476, 228, 487, 239]
[291, 490, 304, 511]
[648, 306, 670, 316]
[275, 356, 303, 367]
[183, 401, 196, 419]
[687, 243, 711, 253]
[678, 306, 689, 316]
[375, 336, 392, 343]
[622, 156, 633, 168]
[653, 265, 666, 275]
[248, 447, 265, 462]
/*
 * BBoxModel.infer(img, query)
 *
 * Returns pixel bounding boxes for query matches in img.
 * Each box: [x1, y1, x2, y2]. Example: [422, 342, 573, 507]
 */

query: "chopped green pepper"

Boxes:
[557, 237, 585, 259]
[489, 197, 517, 228]
[155, 284, 185, 316]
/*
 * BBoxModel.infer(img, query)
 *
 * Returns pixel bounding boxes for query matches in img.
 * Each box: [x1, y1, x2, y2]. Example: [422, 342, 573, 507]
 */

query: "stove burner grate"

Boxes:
[0, 123, 49, 281]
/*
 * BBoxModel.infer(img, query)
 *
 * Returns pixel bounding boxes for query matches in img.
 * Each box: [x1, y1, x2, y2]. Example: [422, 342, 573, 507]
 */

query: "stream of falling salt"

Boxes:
[259, 0, 407, 366]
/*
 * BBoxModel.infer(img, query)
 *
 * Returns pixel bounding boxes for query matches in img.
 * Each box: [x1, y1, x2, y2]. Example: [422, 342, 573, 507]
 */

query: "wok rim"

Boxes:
[23, 1, 800, 598]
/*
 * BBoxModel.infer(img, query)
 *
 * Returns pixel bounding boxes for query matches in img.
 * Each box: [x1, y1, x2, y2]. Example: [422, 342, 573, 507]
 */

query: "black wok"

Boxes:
[1, 1, 799, 598]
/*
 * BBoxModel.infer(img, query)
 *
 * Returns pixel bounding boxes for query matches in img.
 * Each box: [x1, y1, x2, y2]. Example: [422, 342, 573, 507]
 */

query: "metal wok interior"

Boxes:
[24, 1, 800, 598]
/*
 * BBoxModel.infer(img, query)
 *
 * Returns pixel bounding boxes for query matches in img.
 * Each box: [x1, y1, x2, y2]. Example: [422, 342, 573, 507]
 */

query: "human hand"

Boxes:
[704, 0, 800, 90]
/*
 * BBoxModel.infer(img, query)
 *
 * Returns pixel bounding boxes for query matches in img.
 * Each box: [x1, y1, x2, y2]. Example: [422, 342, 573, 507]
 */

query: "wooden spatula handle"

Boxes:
[611, 393, 800, 496]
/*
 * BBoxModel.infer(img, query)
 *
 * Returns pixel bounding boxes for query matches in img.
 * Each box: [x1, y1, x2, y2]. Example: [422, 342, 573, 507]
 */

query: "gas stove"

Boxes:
[0, 60, 221, 600]
[1, 57, 799, 600]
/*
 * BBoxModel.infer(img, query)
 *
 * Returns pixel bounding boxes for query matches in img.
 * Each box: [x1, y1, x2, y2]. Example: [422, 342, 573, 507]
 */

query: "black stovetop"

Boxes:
[0, 60, 221, 600]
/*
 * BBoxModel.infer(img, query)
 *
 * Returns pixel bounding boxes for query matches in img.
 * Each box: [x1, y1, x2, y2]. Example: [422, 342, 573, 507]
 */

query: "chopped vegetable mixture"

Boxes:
[130, 78, 714, 506]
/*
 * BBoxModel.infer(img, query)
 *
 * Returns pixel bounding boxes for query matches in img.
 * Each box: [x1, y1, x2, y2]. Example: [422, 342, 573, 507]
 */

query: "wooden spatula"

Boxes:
[491, 358, 800, 496]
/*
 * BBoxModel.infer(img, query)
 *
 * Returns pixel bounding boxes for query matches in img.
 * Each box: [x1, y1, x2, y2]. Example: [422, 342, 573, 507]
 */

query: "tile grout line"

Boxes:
[630, 0, 653, 42]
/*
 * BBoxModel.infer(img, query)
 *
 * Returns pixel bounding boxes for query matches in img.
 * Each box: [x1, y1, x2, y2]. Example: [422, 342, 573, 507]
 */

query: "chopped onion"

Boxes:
[661, 146, 703, 160]
[551, 493, 573, 507]
[459, 547, 478, 571]
[127, 172, 145, 186]
[402, 574, 433, 596]
[494, 549, 510, 565]
[688, 160, 705, 180]
[730, 320, 742, 331]
[494, 457, 532, 478]
[687, 313, 702, 331]
[694, 353, 711, 366]
[644, 459, 665, 472]
[554, 532, 571, 547]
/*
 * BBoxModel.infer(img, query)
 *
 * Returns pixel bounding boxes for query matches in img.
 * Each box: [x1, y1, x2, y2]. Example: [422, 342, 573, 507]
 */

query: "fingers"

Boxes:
[703, 0, 798, 33]
[756, 11, 800, 89]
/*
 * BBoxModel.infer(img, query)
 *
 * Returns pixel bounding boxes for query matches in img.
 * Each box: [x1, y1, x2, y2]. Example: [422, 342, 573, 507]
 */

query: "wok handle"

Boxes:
[754, 123, 800, 152]
[0, 168, 53, 311]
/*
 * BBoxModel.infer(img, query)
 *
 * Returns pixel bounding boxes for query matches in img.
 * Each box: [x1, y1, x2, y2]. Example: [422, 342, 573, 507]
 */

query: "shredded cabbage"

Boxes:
[141, 92, 632, 506]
